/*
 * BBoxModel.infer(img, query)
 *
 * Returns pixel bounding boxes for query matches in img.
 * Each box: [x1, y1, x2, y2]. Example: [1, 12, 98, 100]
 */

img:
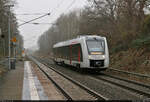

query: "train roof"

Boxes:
[53, 35, 105, 48]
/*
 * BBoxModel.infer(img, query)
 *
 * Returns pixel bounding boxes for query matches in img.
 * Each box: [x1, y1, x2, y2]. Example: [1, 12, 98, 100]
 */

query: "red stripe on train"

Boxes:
[78, 46, 80, 62]
[70, 45, 72, 64]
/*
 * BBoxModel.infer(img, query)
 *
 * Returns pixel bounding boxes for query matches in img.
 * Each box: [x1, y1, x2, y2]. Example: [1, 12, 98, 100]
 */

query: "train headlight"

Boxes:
[88, 55, 92, 59]
[102, 55, 105, 59]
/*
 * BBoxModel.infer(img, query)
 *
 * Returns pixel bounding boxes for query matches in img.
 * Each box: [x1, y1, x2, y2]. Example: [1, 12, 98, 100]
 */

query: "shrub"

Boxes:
[141, 15, 150, 35]
[132, 36, 150, 48]
[111, 44, 128, 54]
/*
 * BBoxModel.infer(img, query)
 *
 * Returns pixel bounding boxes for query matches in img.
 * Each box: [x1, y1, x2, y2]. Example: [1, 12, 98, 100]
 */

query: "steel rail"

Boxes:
[109, 68, 150, 79]
[41, 57, 150, 89]
[44, 56, 150, 79]
[40, 57, 150, 97]
[33, 56, 108, 100]
[92, 76, 150, 97]
[101, 73, 150, 89]
[39, 57, 150, 89]
[29, 56, 72, 100]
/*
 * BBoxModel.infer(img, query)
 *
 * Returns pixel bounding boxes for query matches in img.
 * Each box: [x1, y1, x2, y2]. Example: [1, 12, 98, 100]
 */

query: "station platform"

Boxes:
[0, 60, 64, 100]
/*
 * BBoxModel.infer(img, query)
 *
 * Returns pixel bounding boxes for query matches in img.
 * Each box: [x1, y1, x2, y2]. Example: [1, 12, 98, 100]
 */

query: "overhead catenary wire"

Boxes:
[64, 0, 76, 12]
[16, 0, 64, 16]
[48, 0, 76, 17]
[16, 13, 49, 15]
[17, 0, 65, 27]
[18, 19, 54, 25]
[46, 0, 76, 26]
[18, 13, 50, 27]
[50, 0, 65, 13]
[18, 0, 78, 48]
[17, 0, 76, 27]
[16, 0, 65, 16]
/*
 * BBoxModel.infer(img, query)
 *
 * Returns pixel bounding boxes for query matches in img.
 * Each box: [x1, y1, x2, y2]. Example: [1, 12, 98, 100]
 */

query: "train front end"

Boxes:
[83, 36, 109, 70]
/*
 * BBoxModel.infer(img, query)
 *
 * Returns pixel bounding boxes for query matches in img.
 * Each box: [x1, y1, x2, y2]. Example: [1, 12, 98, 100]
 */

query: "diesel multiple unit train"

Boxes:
[53, 35, 109, 71]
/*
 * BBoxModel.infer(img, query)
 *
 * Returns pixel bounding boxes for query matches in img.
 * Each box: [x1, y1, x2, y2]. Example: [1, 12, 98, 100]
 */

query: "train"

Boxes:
[53, 35, 109, 71]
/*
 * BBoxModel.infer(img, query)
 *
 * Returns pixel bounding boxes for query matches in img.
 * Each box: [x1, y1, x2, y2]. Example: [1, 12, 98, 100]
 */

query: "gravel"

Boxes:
[42, 58, 146, 100]
[37, 62, 98, 100]
[30, 62, 65, 100]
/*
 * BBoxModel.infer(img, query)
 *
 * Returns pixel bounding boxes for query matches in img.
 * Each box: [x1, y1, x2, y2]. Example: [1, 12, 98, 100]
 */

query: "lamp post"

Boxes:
[5, 4, 14, 69]
[0, 28, 1, 36]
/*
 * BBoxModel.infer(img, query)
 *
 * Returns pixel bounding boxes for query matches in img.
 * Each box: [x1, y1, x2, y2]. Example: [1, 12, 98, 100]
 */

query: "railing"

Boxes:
[0, 58, 9, 68]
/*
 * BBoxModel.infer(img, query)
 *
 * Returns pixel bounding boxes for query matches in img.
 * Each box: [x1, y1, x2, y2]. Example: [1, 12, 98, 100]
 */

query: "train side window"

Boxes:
[71, 44, 83, 62]
[53, 44, 82, 61]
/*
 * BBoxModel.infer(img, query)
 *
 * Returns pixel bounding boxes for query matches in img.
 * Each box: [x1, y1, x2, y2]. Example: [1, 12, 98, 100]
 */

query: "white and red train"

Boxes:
[53, 35, 109, 71]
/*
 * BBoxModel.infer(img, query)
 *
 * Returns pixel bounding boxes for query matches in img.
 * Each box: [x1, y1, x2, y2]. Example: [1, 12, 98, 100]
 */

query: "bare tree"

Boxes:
[38, 10, 81, 54]
[0, 0, 23, 57]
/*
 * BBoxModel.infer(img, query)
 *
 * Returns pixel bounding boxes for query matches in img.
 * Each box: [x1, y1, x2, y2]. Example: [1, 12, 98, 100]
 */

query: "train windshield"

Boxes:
[86, 38, 105, 55]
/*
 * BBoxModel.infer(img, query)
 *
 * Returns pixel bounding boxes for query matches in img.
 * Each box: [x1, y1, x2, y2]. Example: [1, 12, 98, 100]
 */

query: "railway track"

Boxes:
[43, 56, 150, 79]
[98, 73, 150, 89]
[90, 74, 150, 98]
[39, 57, 150, 99]
[109, 68, 150, 79]
[43, 57, 150, 88]
[29, 56, 108, 100]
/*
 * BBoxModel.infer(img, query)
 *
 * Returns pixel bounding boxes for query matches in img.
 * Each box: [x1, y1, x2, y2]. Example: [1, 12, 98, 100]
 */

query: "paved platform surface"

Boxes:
[0, 61, 64, 100]
[22, 61, 48, 100]
[0, 61, 24, 100]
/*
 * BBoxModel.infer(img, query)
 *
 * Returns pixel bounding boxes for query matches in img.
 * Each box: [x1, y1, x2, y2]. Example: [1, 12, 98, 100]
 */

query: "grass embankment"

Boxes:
[107, 36, 150, 84]
[110, 36, 150, 75]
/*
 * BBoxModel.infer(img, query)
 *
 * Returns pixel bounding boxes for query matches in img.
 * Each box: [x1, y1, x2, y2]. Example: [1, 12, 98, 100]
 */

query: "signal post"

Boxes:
[10, 36, 17, 69]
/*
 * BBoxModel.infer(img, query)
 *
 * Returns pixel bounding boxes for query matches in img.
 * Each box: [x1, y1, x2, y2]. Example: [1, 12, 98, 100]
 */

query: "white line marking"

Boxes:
[26, 61, 40, 100]
[22, 61, 31, 100]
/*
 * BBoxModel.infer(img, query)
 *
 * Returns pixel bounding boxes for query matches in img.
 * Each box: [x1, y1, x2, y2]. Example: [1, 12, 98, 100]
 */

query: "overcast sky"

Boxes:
[14, 0, 87, 50]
